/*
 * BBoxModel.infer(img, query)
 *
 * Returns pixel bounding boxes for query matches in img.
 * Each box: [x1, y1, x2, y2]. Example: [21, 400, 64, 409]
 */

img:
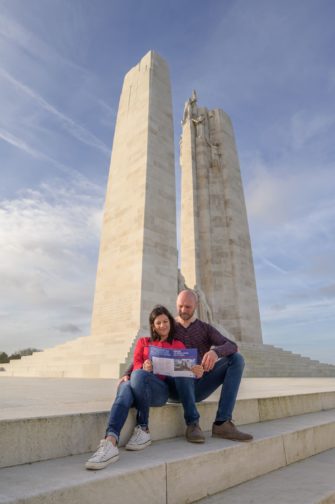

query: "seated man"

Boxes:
[169, 289, 252, 443]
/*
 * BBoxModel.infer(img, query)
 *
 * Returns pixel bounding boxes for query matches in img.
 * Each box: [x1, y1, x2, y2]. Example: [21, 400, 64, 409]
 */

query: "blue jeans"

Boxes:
[106, 369, 169, 441]
[168, 353, 245, 425]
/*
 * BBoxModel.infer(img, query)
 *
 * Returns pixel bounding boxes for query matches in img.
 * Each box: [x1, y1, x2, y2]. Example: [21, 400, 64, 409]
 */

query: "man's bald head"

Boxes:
[176, 290, 198, 321]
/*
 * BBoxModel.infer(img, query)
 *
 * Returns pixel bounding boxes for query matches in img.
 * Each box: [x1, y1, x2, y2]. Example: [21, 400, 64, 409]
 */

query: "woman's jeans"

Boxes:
[106, 369, 169, 441]
[168, 353, 245, 425]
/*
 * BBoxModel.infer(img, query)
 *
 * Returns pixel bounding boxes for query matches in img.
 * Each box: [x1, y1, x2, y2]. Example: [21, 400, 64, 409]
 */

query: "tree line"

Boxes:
[0, 348, 41, 363]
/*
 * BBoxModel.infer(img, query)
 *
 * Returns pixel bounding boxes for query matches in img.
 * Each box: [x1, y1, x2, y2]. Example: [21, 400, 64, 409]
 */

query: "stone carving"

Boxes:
[194, 286, 213, 324]
[182, 89, 198, 124]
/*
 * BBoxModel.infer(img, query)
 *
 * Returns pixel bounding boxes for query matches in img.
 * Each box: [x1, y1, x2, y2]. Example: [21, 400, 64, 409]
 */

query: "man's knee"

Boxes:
[230, 352, 245, 370]
[211, 352, 245, 378]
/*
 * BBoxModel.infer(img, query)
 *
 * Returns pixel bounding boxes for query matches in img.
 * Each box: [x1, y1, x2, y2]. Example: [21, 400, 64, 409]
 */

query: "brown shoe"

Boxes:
[186, 423, 205, 443]
[212, 421, 253, 442]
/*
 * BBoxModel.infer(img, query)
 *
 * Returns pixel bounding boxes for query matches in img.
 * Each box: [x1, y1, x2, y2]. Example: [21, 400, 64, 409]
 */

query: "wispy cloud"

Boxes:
[0, 68, 110, 155]
[259, 257, 288, 275]
[0, 127, 43, 159]
[290, 111, 335, 150]
[0, 11, 89, 76]
[263, 298, 334, 320]
[0, 127, 94, 181]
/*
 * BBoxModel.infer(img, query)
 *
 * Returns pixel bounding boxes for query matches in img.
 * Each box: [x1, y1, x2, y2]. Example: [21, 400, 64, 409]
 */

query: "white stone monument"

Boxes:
[91, 50, 178, 342]
[180, 91, 262, 343]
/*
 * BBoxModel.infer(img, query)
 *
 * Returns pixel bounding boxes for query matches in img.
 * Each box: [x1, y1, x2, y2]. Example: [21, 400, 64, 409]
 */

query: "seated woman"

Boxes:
[86, 305, 201, 470]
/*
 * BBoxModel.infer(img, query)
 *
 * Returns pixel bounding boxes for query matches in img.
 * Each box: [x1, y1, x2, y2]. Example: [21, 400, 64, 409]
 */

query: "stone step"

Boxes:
[2, 386, 335, 469]
[6, 360, 335, 379]
[246, 366, 335, 374]
[242, 351, 320, 362]
[244, 355, 329, 366]
[239, 343, 335, 376]
[18, 355, 121, 365]
[26, 344, 131, 359]
[3, 333, 138, 378]
[197, 448, 335, 504]
[3, 362, 120, 378]
[244, 368, 335, 378]
[0, 410, 335, 504]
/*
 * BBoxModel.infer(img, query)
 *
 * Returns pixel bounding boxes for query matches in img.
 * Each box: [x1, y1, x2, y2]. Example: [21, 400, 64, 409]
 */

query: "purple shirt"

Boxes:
[125, 319, 237, 375]
[173, 319, 237, 362]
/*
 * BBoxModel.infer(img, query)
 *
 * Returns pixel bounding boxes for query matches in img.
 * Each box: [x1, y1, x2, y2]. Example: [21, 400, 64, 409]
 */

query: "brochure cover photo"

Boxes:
[149, 347, 198, 377]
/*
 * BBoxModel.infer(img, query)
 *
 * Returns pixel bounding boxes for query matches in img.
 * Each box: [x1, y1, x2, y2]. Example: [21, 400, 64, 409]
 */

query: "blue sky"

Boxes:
[0, 0, 334, 364]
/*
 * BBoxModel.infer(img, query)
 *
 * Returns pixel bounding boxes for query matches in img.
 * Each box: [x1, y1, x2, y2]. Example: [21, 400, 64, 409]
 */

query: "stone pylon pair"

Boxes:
[4, 50, 262, 378]
[91, 50, 262, 351]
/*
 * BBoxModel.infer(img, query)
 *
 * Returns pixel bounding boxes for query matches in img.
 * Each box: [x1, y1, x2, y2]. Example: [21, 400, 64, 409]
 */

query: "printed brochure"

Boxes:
[149, 347, 198, 377]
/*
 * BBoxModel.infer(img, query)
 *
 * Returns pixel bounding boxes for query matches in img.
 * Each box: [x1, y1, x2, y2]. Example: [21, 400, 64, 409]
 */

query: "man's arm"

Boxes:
[198, 322, 237, 371]
[206, 323, 238, 358]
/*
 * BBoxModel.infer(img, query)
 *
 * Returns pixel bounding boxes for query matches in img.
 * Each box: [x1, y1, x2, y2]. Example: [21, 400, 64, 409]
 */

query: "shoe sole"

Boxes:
[212, 433, 253, 442]
[85, 454, 119, 470]
[186, 437, 205, 444]
[125, 440, 152, 451]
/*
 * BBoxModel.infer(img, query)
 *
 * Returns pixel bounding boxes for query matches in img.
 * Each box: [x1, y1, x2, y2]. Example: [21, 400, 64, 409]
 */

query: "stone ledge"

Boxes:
[197, 448, 335, 504]
[2, 390, 335, 468]
[1, 410, 335, 504]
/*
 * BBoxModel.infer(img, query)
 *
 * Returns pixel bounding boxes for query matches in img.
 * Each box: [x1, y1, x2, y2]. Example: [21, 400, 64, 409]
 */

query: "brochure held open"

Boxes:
[149, 347, 198, 377]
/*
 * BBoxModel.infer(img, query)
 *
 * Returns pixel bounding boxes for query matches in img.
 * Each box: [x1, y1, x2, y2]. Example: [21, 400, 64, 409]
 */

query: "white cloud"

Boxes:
[245, 158, 335, 231]
[0, 179, 104, 353]
[262, 298, 335, 323]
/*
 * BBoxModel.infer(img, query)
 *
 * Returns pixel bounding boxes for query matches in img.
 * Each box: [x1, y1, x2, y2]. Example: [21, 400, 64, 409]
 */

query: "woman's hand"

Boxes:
[143, 359, 153, 372]
[191, 364, 204, 379]
[117, 375, 129, 386]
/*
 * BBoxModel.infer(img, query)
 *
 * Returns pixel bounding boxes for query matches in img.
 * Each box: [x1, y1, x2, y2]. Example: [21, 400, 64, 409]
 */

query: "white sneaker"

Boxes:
[85, 439, 119, 470]
[125, 426, 151, 451]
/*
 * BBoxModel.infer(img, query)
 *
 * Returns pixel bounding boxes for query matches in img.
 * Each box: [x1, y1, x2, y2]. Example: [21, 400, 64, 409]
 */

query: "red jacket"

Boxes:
[133, 337, 185, 372]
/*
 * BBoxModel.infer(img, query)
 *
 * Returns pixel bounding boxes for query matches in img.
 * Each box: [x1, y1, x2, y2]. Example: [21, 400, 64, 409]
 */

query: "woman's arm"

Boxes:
[133, 338, 145, 370]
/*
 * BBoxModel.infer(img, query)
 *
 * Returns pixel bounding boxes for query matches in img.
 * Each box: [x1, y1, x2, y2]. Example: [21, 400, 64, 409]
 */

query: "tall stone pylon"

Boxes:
[180, 92, 262, 343]
[3, 51, 178, 379]
[91, 51, 178, 344]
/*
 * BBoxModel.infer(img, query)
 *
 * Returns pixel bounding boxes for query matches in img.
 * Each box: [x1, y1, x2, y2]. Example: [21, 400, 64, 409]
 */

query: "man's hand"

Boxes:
[117, 375, 130, 386]
[191, 364, 204, 379]
[143, 359, 153, 372]
[201, 350, 218, 372]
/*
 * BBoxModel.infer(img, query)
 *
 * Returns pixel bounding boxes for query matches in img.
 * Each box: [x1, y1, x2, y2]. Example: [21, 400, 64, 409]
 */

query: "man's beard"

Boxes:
[179, 311, 194, 320]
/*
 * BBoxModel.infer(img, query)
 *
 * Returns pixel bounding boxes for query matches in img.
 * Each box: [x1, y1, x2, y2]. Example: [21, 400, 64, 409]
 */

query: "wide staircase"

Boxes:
[1, 377, 335, 503]
[3, 336, 335, 379]
[239, 342, 335, 377]
[1, 333, 138, 378]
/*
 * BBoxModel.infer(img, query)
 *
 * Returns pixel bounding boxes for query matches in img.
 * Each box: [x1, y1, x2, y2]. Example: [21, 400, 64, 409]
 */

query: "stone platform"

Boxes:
[1, 377, 335, 503]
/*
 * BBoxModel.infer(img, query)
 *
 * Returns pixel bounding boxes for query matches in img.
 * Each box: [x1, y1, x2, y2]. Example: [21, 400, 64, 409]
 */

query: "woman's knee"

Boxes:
[130, 369, 150, 389]
[114, 380, 134, 407]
